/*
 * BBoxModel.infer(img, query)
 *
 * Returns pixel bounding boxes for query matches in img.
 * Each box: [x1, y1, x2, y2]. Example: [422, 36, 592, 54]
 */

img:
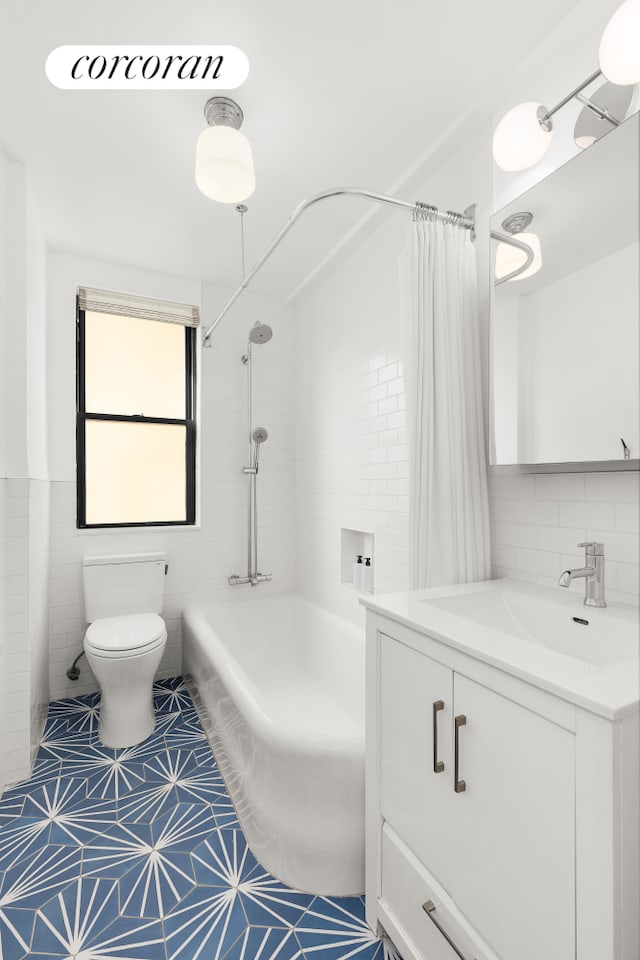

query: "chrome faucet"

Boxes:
[558, 542, 606, 607]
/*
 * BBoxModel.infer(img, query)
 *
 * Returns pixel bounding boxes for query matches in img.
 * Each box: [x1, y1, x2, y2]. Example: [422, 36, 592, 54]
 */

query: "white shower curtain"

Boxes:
[400, 215, 491, 589]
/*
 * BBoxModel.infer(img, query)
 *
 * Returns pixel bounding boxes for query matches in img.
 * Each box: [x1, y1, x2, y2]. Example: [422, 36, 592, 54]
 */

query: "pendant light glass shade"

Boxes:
[495, 233, 542, 281]
[492, 102, 553, 171]
[598, 0, 640, 85]
[195, 125, 255, 204]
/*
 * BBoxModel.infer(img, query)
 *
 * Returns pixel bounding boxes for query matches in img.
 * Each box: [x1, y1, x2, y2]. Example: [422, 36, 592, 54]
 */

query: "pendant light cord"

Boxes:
[236, 203, 247, 280]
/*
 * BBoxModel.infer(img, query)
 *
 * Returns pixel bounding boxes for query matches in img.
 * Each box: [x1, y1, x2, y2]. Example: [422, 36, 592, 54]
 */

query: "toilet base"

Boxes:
[85, 642, 165, 749]
[99, 684, 156, 749]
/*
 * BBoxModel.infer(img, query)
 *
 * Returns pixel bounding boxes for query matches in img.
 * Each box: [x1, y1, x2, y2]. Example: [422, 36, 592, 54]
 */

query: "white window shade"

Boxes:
[77, 287, 199, 327]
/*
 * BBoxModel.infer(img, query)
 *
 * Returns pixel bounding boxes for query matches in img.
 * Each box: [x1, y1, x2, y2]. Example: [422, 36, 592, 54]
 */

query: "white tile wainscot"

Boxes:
[362, 581, 639, 960]
[490, 470, 640, 607]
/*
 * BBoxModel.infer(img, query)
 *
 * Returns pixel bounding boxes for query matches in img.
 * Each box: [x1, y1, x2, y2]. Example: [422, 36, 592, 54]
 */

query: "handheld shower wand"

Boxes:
[252, 427, 268, 472]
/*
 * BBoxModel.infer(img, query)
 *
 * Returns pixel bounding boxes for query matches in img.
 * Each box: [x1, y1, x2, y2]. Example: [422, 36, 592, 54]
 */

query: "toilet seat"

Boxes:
[85, 612, 167, 659]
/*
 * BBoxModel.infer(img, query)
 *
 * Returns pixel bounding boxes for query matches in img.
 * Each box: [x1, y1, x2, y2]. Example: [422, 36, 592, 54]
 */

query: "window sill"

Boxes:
[74, 523, 202, 533]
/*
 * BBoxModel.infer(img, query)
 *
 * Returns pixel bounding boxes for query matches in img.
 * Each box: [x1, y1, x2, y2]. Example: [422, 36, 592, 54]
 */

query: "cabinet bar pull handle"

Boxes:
[422, 900, 474, 960]
[432, 700, 444, 773]
[454, 714, 466, 793]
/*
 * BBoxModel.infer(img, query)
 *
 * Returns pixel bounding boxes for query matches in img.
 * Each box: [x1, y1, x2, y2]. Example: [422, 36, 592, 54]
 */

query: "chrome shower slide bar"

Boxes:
[203, 187, 476, 344]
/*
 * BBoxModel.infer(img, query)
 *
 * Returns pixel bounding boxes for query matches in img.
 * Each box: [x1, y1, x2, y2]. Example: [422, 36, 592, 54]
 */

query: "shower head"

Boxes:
[252, 427, 268, 444]
[248, 321, 273, 344]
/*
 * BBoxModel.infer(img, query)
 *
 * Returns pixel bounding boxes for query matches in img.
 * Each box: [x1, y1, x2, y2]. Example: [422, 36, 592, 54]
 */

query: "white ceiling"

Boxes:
[1, 0, 581, 299]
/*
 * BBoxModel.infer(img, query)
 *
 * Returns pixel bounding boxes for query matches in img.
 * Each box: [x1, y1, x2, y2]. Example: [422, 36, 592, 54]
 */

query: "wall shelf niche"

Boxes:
[341, 527, 374, 593]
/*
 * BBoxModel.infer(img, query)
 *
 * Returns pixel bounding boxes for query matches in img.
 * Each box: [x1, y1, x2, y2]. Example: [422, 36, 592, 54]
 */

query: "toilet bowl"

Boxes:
[82, 552, 169, 750]
[84, 612, 167, 748]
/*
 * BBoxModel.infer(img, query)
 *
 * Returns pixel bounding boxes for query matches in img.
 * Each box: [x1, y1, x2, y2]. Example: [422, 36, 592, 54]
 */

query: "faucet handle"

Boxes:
[578, 541, 605, 556]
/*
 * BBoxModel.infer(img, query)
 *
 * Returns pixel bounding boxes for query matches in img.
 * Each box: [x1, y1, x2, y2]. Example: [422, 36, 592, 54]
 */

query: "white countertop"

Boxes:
[360, 578, 640, 720]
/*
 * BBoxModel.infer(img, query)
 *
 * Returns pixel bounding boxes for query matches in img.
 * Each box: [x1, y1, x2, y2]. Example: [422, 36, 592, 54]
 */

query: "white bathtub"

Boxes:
[182, 594, 365, 895]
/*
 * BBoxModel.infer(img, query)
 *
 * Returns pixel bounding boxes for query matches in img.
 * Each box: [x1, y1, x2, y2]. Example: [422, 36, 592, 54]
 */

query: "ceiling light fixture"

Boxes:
[492, 0, 638, 171]
[195, 97, 255, 204]
[494, 212, 542, 283]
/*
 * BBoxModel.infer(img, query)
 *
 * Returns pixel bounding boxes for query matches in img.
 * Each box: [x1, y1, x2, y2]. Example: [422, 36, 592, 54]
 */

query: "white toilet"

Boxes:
[82, 553, 168, 749]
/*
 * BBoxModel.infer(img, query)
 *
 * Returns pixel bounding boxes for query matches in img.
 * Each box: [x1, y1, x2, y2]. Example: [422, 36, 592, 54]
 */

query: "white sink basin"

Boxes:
[423, 582, 638, 669]
[362, 578, 639, 718]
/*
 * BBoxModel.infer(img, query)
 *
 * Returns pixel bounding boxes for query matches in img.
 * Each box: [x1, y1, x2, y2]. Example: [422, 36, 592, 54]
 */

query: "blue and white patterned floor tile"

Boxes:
[0, 677, 401, 960]
[297, 897, 387, 960]
[32, 877, 165, 958]
[153, 677, 193, 714]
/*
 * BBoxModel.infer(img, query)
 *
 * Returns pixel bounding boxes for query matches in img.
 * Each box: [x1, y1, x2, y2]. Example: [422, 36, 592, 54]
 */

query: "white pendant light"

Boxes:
[494, 213, 543, 282]
[195, 97, 255, 204]
[492, 102, 553, 172]
[599, 0, 640, 85]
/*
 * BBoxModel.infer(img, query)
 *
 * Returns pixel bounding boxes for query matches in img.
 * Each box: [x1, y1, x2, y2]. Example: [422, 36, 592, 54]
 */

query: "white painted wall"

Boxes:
[3, 162, 30, 478]
[0, 151, 50, 788]
[47, 252, 296, 700]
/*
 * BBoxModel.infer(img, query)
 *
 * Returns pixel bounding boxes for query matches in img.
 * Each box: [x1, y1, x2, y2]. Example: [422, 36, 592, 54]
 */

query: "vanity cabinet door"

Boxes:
[449, 673, 576, 960]
[379, 633, 576, 960]
[380, 635, 455, 893]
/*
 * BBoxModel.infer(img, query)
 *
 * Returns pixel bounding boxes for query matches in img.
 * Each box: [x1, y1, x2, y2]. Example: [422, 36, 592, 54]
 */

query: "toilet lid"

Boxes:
[85, 613, 166, 654]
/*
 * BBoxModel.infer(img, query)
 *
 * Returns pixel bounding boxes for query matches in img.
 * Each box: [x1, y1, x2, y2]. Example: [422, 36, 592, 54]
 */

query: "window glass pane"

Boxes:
[85, 420, 187, 524]
[85, 311, 186, 418]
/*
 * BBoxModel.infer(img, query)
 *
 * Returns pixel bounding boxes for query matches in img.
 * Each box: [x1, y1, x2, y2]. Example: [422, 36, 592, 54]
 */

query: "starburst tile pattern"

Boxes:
[0, 677, 401, 960]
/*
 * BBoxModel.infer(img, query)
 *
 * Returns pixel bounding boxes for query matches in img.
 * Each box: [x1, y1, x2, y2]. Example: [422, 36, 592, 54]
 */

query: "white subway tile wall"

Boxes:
[2, 479, 32, 785]
[490, 471, 640, 605]
[0, 479, 6, 790]
[29, 479, 50, 762]
[294, 312, 411, 624]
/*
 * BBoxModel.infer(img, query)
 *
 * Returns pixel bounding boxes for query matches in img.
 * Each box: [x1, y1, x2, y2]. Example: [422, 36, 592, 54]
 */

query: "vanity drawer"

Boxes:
[380, 824, 498, 960]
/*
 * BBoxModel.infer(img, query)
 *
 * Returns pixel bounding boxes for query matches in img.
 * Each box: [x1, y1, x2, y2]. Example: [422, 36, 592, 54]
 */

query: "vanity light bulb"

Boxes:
[492, 102, 553, 172]
[599, 0, 640, 85]
[495, 233, 542, 281]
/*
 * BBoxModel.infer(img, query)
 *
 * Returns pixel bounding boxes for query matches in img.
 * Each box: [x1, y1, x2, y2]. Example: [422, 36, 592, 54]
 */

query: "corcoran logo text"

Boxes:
[46, 45, 249, 90]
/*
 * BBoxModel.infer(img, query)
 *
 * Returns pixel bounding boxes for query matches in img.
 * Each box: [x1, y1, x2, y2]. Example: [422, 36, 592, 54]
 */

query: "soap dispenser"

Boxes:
[353, 555, 363, 590]
[362, 557, 373, 593]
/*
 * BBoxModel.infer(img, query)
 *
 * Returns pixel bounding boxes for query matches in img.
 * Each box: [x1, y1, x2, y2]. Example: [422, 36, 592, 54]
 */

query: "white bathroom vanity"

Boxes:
[361, 579, 639, 960]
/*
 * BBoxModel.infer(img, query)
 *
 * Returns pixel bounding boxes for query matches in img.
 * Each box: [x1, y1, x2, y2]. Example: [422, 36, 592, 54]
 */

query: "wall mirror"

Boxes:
[490, 111, 639, 470]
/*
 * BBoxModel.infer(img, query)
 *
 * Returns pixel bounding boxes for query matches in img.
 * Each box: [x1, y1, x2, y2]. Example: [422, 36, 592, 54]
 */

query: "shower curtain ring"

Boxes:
[414, 202, 438, 222]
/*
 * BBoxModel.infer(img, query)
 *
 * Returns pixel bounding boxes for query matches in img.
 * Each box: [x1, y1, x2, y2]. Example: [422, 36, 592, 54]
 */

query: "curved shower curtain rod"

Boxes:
[202, 187, 476, 345]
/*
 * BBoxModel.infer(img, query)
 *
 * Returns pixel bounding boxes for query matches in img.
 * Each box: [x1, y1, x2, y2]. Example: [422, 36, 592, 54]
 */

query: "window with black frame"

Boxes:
[76, 287, 198, 528]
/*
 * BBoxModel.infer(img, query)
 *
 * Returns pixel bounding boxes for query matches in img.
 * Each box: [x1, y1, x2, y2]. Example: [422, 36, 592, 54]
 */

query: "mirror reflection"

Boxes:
[490, 112, 639, 467]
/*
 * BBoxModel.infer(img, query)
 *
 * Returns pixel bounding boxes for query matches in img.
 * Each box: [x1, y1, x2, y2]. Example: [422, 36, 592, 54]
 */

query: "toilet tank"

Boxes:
[82, 553, 167, 622]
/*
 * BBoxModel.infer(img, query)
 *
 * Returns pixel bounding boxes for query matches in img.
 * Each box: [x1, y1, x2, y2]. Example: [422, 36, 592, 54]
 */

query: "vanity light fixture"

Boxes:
[493, 212, 542, 284]
[492, 103, 554, 172]
[492, 0, 638, 171]
[195, 96, 256, 203]
[599, 0, 640, 85]
[574, 80, 637, 148]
